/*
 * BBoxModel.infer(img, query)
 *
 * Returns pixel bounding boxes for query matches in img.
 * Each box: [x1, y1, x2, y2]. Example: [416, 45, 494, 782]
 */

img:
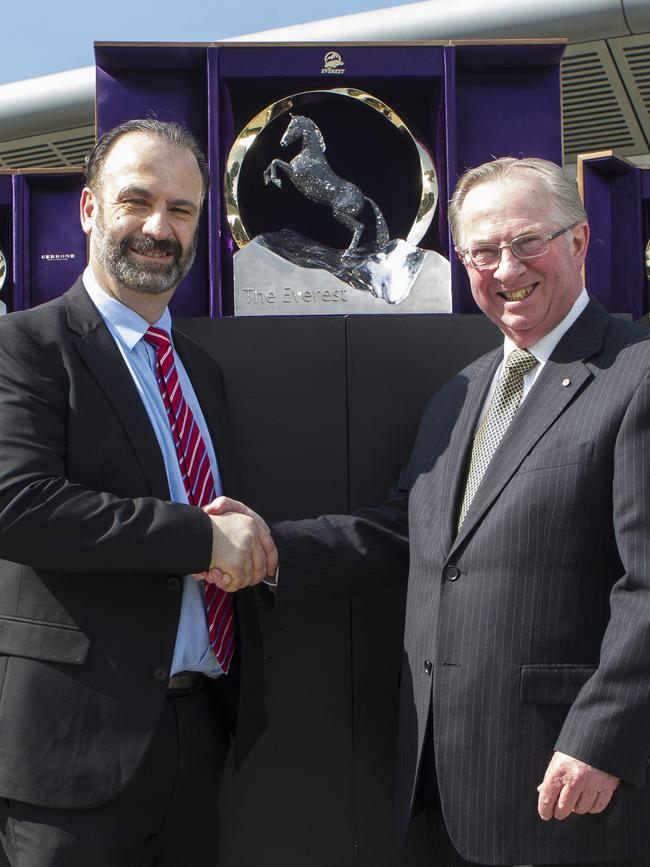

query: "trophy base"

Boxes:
[234, 231, 452, 316]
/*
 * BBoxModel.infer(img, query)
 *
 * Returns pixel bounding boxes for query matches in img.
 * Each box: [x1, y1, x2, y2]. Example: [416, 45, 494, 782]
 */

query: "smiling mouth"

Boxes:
[130, 247, 171, 258]
[498, 284, 536, 302]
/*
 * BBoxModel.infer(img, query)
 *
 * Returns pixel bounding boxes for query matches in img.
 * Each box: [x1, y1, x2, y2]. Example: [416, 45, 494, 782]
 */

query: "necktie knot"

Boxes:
[143, 326, 171, 353]
[504, 348, 538, 377]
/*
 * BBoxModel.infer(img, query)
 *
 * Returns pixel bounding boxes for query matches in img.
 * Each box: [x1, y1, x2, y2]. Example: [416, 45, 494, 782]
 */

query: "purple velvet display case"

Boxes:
[578, 151, 649, 318]
[1, 169, 87, 313]
[94, 40, 566, 316]
[95, 44, 212, 317]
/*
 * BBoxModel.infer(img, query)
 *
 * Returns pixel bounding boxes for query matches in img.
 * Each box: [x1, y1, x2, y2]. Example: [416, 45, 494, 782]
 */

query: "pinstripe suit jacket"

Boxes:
[274, 299, 650, 864]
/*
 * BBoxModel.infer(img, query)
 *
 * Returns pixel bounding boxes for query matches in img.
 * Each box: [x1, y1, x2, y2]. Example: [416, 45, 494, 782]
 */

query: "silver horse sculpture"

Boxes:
[263, 114, 389, 257]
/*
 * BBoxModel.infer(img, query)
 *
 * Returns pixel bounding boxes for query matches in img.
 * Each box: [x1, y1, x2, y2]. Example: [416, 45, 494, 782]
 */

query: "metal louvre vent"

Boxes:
[561, 41, 647, 160]
[0, 126, 95, 170]
[609, 35, 650, 143]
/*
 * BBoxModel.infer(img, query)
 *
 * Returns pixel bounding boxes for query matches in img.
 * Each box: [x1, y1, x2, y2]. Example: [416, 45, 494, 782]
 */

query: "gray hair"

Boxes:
[84, 118, 209, 200]
[448, 157, 587, 248]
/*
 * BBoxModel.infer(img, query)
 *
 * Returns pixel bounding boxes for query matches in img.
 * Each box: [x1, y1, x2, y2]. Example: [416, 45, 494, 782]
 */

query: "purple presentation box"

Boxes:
[578, 151, 650, 318]
[95, 44, 211, 317]
[94, 40, 566, 316]
[3, 170, 87, 312]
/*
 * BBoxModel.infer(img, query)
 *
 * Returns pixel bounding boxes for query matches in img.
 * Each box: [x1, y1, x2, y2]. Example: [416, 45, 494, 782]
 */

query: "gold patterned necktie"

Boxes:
[457, 348, 538, 531]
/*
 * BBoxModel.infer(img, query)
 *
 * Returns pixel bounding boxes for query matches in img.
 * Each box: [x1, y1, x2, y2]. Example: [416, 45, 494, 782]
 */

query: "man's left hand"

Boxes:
[537, 751, 620, 821]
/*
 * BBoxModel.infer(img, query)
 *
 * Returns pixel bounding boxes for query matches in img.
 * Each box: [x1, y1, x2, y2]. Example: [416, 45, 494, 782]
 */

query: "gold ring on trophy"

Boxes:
[0, 248, 6, 292]
[225, 88, 437, 250]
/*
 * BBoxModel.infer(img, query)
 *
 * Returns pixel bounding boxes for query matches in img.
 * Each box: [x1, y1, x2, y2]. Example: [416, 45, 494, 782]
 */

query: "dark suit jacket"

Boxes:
[274, 299, 650, 864]
[0, 279, 266, 809]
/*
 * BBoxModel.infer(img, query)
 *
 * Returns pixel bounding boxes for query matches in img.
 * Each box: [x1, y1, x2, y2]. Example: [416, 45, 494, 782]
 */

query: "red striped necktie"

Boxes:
[144, 326, 234, 673]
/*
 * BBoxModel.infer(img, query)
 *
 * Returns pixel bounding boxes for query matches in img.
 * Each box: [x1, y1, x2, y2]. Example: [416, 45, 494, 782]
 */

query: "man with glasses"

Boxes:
[215, 156, 650, 865]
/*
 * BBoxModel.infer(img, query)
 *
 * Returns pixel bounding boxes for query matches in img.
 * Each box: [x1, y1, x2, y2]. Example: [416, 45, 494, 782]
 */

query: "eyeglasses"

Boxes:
[458, 223, 580, 271]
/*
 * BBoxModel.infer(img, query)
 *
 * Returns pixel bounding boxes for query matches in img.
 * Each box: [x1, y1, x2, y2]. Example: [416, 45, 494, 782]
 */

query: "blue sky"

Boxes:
[1, 0, 410, 86]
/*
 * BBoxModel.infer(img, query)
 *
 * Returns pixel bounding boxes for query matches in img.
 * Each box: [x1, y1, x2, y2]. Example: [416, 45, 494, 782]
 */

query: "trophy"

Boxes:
[225, 88, 451, 315]
[0, 247, 7, 316]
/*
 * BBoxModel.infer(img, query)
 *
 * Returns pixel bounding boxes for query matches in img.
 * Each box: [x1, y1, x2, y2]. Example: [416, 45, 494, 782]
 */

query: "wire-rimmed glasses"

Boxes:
[458, 223, 580, 271]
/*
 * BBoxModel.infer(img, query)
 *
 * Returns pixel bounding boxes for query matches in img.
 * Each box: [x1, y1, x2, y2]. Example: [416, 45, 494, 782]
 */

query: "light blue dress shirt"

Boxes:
[83, 267, 224, 678]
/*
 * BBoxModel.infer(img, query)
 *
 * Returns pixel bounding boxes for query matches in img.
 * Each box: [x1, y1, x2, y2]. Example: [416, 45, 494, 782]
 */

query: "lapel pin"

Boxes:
[562, 378, 571, 387]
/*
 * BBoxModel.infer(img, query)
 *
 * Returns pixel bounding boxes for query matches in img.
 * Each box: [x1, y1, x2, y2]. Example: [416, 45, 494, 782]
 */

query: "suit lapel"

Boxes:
[173, 329, 242, 498]
[439, 349, 502, 555]
[449, 299, 609, 556]
[63, 279, 170, 500]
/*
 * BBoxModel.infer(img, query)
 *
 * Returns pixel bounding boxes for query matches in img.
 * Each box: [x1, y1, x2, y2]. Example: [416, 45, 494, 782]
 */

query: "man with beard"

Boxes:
[0, 119, 277, 867]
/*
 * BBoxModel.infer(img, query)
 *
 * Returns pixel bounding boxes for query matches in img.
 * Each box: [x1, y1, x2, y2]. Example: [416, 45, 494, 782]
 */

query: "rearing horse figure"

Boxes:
[263, 115, 389, 257]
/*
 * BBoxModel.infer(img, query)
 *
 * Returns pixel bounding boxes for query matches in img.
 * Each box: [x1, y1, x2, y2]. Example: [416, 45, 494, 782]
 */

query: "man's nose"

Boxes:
[141, 210, 172, 239]
[492, 246, 527, 282]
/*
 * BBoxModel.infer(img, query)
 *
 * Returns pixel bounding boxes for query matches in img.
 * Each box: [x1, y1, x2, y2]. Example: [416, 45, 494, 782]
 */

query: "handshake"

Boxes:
[194, 496, 278, 593]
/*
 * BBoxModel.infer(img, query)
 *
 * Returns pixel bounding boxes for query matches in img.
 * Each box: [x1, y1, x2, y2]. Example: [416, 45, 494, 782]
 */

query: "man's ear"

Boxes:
[572, 221, 589, 266]
[80, 187, 96, 235]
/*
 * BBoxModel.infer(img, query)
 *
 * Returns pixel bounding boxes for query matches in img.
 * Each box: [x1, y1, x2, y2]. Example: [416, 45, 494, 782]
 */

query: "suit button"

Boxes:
[166, 576, 182, 591]
[424, 660, 432, 676]
[444, 564, 460, 581]
[153, 667, 168, 682]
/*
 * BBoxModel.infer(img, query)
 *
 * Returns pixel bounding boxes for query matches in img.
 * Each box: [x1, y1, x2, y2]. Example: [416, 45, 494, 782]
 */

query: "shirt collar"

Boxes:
[82, 265, 172, 351]
[502, 288, 589, 363]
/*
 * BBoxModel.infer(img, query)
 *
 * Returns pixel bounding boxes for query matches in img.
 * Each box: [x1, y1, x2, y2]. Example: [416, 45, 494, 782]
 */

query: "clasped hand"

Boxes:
[192, 497, 277, 593]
